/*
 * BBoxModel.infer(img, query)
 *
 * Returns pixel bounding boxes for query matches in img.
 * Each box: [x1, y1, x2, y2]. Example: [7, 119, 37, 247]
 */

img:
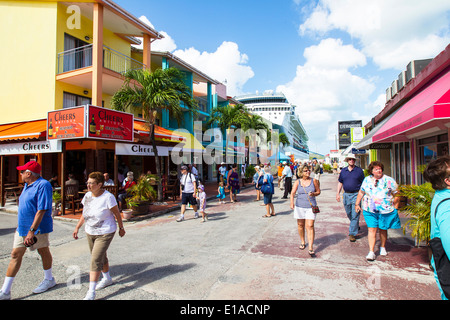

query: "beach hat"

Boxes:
[344, 154, 356, 162]
[17, 161, 41, 174]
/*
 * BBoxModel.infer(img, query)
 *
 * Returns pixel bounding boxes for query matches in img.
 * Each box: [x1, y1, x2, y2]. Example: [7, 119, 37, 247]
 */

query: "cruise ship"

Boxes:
[235, 92, 309, 161]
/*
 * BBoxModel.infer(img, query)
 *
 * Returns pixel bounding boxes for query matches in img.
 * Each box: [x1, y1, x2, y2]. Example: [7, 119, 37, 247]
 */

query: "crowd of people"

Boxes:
[0, 155, 448, 300]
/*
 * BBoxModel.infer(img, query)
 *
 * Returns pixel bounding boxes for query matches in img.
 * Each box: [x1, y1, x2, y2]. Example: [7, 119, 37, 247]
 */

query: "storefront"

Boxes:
[0, 105, 186, 211]
[371, 47, 450, 185]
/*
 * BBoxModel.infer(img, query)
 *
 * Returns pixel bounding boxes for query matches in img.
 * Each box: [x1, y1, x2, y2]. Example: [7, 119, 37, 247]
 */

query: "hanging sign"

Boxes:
[47, 105, 134, 142]
[47, 106, 86, 140]
[86, 105, 134, 142]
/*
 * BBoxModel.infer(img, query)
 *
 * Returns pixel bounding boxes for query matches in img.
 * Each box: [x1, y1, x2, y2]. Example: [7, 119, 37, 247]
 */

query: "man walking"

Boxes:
[281, 161, 293, 199]
[336, 154, 365, 242]
[0, 161, 55, 300]
[176, 165, 199, 222]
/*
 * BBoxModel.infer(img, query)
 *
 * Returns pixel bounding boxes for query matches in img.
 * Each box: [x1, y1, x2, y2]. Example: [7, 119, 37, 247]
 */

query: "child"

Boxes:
[198, 185, 207, 222]
[217, 181, 226, 204]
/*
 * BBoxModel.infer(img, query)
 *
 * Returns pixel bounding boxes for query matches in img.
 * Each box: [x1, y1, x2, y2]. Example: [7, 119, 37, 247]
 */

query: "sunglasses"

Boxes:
[374, 180, 379, 187]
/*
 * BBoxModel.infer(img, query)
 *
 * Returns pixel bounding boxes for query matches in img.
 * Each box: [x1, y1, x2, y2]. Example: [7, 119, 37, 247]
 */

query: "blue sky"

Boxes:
[115, 0, 450, 155]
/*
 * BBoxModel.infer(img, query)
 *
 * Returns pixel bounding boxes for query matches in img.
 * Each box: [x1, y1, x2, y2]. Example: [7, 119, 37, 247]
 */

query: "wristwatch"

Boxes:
[30, 227, 37, 232]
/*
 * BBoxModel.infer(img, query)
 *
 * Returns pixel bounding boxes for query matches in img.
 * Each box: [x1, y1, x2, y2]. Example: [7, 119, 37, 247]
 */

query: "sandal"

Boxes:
[308, 250, 316, 257]
[262, 214, 272, 218]
[299, 243, 306, 250]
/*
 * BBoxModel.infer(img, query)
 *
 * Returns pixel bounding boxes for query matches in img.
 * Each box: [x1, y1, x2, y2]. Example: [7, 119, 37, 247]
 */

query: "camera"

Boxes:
[181, 184, 185, 191]
[25, 236, 38, 247]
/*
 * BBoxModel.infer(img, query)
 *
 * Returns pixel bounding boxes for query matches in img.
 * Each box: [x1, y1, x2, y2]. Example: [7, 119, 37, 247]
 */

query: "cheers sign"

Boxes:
[47, 105, 133, 142]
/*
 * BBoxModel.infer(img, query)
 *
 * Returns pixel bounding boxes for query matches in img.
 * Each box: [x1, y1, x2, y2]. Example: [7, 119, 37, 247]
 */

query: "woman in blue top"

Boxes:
[424, 156, 450, 300]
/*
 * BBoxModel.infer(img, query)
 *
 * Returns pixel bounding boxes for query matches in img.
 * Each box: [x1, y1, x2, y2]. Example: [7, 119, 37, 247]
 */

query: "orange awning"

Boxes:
[134, 119, 185, 143]
[0, 119, 47, 141]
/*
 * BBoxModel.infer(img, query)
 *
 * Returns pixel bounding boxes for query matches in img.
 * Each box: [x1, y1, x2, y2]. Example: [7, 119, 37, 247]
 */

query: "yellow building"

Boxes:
[0, 0, 162, 124]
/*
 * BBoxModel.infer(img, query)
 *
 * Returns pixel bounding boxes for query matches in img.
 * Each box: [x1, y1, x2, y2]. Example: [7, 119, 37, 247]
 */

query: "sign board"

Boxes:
[0, 140, 62, 155]
[351, 127, 365, 143]
[351, 148, 366, 154]
[369, 143, 392, 149]
[47, 106, 86, 140]
[87, 105, 134, 142]
[47, 105, 134, 142]
[338, 120, 362, 149]
[115, 143, 170, 156]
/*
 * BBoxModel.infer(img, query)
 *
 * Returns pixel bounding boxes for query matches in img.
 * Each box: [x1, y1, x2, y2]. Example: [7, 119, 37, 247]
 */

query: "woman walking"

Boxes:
[355, 161, 401, 261]
[73, 172, 125, 300]
[290, 164, 321, 257]
[227, 164, 240, 203]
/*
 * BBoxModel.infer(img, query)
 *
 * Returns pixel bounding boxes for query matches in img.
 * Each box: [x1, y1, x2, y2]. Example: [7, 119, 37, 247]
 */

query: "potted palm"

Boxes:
[52, 191, 62, 217]
[125, 173, 158, 216]
[397, 182, 435, 269]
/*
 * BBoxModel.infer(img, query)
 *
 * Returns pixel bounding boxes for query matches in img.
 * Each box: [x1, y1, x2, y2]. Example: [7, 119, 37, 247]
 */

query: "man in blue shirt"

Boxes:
[336, 154, 365, 242]
[0, 161, 55, 300]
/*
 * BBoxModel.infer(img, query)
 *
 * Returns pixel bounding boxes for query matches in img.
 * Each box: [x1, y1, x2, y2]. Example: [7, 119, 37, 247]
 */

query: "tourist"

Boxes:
[73, 172, 125, 300]
[290, 164, 321, 257]
[103, 173, 115, 186]
[252, 166, 261, 201]
[277, 162, 284, 189]
[176, 165, 198, 222]
[198, 185, 207, 222]
[260, 164, 275, 218]
[336, 154, 365, 242]
[423, 156, 450, 300]
[118, 171, 136, 211]
[216, 181, 226, 204]
[355, 161, 401, 261]
[281, 161, 293, 199]
[227, 164, 240, 203]
[48, 173, 59, 190]
[0, 161, 55, 300]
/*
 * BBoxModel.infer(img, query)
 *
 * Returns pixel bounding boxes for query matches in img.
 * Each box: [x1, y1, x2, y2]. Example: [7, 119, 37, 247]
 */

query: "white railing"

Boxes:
[57, 44, 145, 74]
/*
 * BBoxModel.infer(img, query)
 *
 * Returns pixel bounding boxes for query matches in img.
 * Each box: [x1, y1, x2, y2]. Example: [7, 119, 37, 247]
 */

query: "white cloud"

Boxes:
[300, 0, 450, 70]
[136, 16, 254, 96]
[173, 41, 255, 96]
[276, 38, 375, 154]
[134, 16, 177, 52]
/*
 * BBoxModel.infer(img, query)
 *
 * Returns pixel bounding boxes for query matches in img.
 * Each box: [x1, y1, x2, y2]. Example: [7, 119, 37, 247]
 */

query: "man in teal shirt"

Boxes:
[0, 161, 55, 300]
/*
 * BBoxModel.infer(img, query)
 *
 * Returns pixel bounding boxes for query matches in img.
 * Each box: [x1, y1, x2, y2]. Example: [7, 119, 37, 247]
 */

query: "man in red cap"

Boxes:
[0, 161, 55, 300]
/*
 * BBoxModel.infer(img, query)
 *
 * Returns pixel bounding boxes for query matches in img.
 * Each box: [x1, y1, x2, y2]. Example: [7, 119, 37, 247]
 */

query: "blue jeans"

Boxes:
[343, 192, 360, 236]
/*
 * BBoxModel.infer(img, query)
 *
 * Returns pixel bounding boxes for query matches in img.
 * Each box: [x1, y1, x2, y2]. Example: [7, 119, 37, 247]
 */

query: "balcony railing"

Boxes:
[57, 44, 145, 75]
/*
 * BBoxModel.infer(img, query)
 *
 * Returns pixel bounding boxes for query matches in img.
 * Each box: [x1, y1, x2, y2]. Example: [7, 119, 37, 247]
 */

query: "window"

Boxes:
[63, 33, 92, 72]
[63, 92, 91, 109]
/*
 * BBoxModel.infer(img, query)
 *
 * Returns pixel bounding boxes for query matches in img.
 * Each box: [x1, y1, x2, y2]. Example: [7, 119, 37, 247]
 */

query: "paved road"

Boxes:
[0, 173, 441, 302]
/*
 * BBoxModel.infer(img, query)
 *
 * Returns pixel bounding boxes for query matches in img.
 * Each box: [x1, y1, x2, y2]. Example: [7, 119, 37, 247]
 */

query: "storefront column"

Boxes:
[0, 156, 4, 207]
[61, 141, 66, 215]
[92, 3, 104, 107]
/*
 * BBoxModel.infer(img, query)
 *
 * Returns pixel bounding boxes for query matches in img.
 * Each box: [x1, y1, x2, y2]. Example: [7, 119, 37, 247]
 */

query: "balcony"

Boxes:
[57, 44, 145, 75]
[56, 44, 145, 95]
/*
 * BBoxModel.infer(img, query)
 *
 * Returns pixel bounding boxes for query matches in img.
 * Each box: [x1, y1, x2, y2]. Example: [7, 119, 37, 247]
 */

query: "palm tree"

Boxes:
[111, 67, 198, 201]
[279, 133, 290, 147]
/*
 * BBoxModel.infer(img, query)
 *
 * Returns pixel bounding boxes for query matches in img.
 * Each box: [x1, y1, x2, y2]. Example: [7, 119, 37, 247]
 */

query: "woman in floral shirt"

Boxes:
[355, 161, 400, 261]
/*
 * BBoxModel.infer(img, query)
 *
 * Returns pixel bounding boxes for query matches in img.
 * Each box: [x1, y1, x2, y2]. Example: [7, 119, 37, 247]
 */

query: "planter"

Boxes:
[131, 201, 151, 216]
[122, 209, 133, 220]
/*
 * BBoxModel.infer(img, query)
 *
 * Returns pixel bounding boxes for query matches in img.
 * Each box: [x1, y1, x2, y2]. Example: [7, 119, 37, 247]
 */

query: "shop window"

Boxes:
[417, 134, 449, 184]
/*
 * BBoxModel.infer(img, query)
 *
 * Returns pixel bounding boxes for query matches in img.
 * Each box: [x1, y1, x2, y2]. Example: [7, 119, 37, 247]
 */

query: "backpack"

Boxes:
[429, 198, 450, 299]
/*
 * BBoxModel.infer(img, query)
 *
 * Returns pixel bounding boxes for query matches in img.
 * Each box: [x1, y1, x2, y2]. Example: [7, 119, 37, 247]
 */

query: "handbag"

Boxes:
[429, 198, 450, 299]
[302, 183, 319, 213]
[259, 175, 273, 194]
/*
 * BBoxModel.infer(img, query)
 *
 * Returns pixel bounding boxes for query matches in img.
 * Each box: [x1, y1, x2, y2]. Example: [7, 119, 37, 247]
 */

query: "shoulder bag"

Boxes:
[302, 181, 319, 213]
[429, 198, 450, 299]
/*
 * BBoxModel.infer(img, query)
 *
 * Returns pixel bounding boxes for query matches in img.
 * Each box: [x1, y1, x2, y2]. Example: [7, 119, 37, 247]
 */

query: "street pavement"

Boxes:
[0, 173, 441, 302]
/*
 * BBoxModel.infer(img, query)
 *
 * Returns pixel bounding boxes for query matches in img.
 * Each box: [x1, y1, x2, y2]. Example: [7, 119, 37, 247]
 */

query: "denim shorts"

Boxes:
[363, 209, 401, 230]
[263, 193, 273, 205]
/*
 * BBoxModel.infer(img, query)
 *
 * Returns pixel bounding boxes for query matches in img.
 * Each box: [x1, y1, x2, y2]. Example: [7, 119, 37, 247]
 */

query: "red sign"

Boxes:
[86, 105, 133, 142]
[47, 106, 86, 140]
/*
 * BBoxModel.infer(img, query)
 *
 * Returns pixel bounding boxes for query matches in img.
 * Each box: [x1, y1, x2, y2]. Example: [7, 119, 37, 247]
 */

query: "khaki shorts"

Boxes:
[86, 232, 115, 272]
[13, 231, 50, 251]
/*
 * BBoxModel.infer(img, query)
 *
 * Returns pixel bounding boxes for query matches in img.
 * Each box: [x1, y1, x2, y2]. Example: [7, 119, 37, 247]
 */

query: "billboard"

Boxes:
[338, 120, 362, 149]
[47, 106, 86, 140]
[47, 105, 134, 142]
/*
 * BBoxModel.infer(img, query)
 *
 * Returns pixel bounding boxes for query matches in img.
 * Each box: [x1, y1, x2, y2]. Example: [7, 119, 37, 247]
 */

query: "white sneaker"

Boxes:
[366, 251, 376, 261]
[83, 290, 95, 300]
[176, 216, 184, 222]
[380, 247, 388, 256]
[194, 212, 199, 219]
[96, 278, 113, 290]
[33, 278, 56, 294]
[0, 290, 11, 300]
